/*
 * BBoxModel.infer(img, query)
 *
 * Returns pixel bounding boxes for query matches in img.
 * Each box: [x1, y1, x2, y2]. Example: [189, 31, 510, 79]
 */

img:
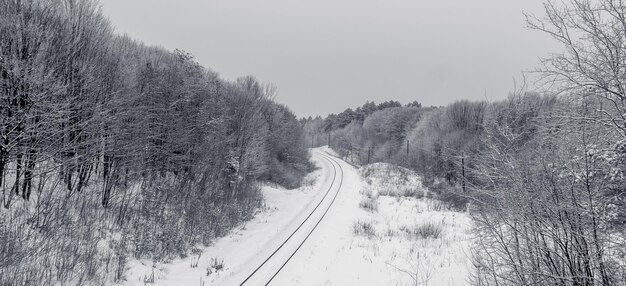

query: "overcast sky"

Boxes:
[100, 0, 559, 117]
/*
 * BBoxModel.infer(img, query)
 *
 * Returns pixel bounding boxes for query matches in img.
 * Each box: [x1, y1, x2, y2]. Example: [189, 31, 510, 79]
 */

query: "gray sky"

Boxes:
[101, 0, 558, 117]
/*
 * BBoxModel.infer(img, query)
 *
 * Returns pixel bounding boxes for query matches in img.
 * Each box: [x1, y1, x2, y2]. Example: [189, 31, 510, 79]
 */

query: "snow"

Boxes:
[122, 148, 472, 285]
[121, 149, 336, 286]
[270, 160, 473, 286]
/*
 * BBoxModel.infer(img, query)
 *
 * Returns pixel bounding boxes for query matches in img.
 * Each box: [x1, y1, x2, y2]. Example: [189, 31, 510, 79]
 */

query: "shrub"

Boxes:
[361, 187, 375, 199]
[206, 258, 225, 276]
[427, 181, 468, 211]
[268, 159, 312, 189]
[401, 188, 425, 198]
[426, 200, 448, 212]
[400, 222, 443, 239]
[210, 258, 224, 271]
[353, 220, 377, 238]
[143, 269, 155, 284]
[359, 198, 378, 212]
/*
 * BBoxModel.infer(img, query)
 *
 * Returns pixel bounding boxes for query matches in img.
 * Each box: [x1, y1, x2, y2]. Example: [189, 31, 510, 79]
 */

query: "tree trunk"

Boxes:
[12, 153, 22, 196]
[21, 149, 35, 200]
[76, 162, 92, 193]
[65, 165, 73, 191]
[0, 147, 6, 190]
[102, 153, 113, 208]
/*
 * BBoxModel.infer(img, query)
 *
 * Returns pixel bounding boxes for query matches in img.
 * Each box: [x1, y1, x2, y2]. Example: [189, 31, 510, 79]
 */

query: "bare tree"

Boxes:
[527, 0, 626, 136]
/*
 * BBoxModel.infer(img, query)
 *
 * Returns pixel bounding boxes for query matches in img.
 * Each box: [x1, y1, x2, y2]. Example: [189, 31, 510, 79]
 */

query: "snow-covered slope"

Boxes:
[122, 149, 472, 286]
[122, 149, 336, 286]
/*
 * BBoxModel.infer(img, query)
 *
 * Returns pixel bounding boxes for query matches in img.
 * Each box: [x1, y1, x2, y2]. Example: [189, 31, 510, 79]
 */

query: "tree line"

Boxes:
[304, 0, 626, 284]
[0, 0, 310, 285]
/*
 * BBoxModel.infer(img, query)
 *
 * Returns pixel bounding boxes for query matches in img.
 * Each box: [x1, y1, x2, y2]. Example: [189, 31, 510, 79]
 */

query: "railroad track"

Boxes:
[239, 151, 344, 285]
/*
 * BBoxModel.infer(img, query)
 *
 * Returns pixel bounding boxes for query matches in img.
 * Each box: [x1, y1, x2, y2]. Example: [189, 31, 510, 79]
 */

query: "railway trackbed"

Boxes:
[239, 152, 344, 285]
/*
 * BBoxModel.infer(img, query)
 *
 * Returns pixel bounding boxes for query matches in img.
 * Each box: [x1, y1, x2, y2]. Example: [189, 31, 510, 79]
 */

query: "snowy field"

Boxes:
[352, 163, 473, 285]
[121, 149, 472, 285]
[271, 161, 472, 286]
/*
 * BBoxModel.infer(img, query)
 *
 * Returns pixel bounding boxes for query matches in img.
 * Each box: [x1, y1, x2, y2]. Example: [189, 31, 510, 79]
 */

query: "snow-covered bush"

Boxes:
[360, 163, 426, 199]
[359, 197, 378, 212]
[352, 220, 377, 238]
[400, 222, 443, 240]
[206, 257, 225, 276]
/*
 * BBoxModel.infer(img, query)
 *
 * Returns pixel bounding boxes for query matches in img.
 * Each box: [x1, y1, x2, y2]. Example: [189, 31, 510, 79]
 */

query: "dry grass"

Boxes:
[359, 197, 378, 212]
[360, 163, 426, 199]
[206, 257, 225, 276]
[400, 222, 443, 240]
[353, 220, 377, 238]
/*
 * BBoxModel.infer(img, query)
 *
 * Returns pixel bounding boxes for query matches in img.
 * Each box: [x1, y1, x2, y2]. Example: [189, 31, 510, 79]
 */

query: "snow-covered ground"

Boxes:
[122, 148, 472, 285]
[271, 161, 472, 286]
[121, 149, 337, 286]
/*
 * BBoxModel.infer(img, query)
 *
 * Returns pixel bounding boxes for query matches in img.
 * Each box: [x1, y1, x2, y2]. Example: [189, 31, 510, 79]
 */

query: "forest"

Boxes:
[3, 0, 626, 285]
[0, 0, 310, 285]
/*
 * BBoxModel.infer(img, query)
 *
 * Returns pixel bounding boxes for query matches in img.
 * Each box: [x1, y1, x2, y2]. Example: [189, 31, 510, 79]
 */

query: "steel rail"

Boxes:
[239, 152, 343, 285]
[263, 153, 344, 285]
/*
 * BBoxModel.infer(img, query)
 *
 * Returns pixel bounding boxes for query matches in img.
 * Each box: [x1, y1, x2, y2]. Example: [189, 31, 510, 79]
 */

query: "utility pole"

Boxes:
[406, 140, 409, 157]
[367, 147, 371, 164]
[327, 133, 330, 147]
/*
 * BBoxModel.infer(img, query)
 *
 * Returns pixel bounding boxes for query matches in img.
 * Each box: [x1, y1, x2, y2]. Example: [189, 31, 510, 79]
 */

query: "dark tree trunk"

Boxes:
[12, 153, 22, 196]
[0, 147, 6, 189]
[21, 149, 35, 200]
[65, 166, 73, 191]
[76, 162, 91, 193]
[101, 153, 112, 207]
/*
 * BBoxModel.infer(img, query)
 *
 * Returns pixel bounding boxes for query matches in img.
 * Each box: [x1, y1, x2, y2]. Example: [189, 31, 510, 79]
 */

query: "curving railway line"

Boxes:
[239, 151, 345, 285]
